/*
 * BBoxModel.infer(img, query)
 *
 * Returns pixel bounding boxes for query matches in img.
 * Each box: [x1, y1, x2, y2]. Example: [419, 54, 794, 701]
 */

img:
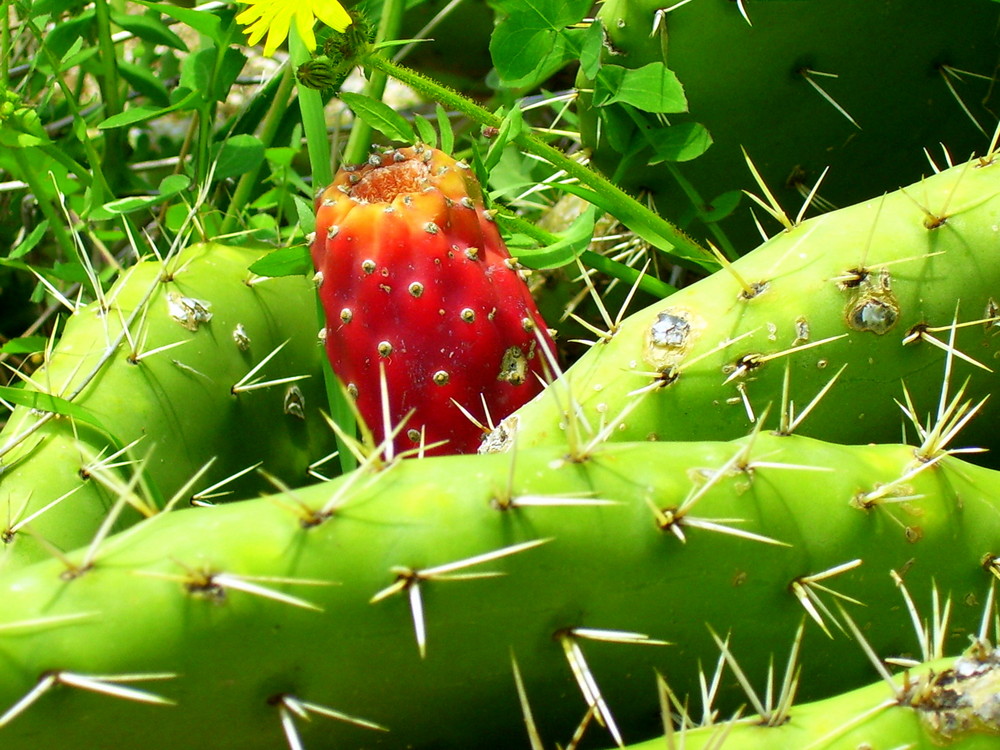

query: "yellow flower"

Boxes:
[236, 0, 352, 57]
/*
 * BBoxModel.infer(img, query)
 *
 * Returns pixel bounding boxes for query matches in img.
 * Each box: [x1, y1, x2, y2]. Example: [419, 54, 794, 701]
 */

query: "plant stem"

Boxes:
[289, 27, 332, 190]
[92, 0, 127, 190]
[665, 162, 739, 260]
[1, 0, 10, 85]
[288, 28, 354, 472]
[342, 0, 407, 166]
[219, 65, 296, 237]
[362, 53, 718, 273]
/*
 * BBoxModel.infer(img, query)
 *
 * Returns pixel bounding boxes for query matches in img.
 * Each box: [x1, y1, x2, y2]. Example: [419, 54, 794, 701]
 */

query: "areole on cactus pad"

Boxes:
[311, 145, 555, 456]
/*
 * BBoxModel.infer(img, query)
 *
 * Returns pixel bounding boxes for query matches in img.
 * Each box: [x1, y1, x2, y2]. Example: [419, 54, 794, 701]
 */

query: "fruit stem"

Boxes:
[361, 52, 718, 273]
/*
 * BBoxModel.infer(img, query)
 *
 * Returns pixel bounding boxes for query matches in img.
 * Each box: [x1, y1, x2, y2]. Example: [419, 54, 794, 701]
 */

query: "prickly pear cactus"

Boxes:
[616, 643, 1000, 750]
[580, 0, 1000, 248]
[0, 433, 997, 748]
[0, 243, 335, 571]
[493, 157, 1000, 461]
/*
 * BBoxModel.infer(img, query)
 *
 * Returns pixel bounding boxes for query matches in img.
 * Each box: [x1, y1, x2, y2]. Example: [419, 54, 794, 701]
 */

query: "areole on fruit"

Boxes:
[311, 146, 556, 456]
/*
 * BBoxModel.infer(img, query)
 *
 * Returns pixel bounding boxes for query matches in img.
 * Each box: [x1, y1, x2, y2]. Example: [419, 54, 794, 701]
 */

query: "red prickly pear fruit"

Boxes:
[311, 145, 556, 456]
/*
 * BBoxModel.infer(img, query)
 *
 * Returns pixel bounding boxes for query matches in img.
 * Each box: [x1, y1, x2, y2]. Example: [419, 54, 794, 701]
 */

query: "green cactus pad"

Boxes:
[0, 243, 334, 571]
[0, 434, 996, 748]
[614, 644, 1000, 750]
[497, 156, 1000, 462]
[579, 0, 1000, 250]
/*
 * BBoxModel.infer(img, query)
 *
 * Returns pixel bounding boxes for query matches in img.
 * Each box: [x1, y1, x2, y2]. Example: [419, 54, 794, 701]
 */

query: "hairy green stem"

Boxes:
[219, 65, 296, 236]
[342, 0, 407, 166]
[362, 53, 717, 273]
[665, 162, 739, 260]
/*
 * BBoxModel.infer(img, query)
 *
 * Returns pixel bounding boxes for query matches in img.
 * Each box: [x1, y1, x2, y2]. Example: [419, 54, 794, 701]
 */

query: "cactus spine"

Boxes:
[0, 432, 997, 748]
[0, 243, 335, 571]
[494, 157, 1000, 461]
[615, 644, 1000, 750]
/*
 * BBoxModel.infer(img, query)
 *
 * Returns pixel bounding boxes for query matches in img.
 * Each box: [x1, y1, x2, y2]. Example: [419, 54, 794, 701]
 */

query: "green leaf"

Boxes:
[118, 61, 170, 107]
[214, 47, 248, 102]
[578, 17, 604, 80]
[490, 0, 592, 87]
[131, 0, 221, 38]
[594, 63, 687, 113]
[212, 134, 265, 180]
[97, 88, 201, 129]
[248, 245, 312, 277]
[110, 10, 187, 50]
[413, 114, 437, 148]
[0, 336, 48, 355]
[293, 195, 315, 235]
[339, 92, 415, 143]
[181, 47, 216, 96]
[649, 122, 713, 164]
[265, 146, 297, 168]
[10, 222, 49, 260]
[436, 104, 454, 154]
[518, 205, 597, 270]
[34, 0, 88, 14]
[95, 174, 191, 216]
[44, 13, 94, 63]
[0, 385, 114, 436]
[484, 106, 524, 174]
[702, 190, 743, 224]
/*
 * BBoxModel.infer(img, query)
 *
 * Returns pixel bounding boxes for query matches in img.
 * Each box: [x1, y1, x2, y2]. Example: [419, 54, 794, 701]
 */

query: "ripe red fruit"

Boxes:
[311, 145, 555, 456]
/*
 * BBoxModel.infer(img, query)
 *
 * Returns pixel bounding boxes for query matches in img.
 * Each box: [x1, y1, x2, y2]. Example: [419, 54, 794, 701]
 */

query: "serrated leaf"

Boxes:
[214, 47, 247, 102]
[249, 246, 313, 277]
[339, 93, 415, 143]
[110, 10, 187, 50]
[595, 63, 687, 113]
[490, 0, 591, 87]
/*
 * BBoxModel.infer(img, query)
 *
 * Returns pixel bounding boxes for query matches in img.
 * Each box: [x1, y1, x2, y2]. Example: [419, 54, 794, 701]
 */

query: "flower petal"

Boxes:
[294, 10, 317, 52]
[313, 0, 352, 33]
[263, 6, 293, 57]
